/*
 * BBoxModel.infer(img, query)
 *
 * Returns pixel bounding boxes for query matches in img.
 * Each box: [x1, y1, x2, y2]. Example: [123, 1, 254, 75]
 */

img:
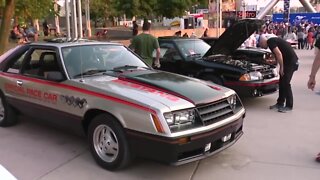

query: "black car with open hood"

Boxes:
[201, 19, 276, 65]
[204, 19, 264, 56]
[157, 19, 279, 97]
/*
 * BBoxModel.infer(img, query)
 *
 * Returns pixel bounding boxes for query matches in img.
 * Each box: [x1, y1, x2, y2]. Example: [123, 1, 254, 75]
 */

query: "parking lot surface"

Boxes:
[0, 49, 319, 180]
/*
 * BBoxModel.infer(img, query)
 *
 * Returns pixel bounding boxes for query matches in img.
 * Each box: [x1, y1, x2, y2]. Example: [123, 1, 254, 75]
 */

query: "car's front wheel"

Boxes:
[88, 113, 132, 170]
[0, 92, 18, 127]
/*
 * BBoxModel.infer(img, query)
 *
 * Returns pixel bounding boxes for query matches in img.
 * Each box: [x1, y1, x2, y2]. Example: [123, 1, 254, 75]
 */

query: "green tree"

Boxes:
[90, 0, 119, 27]
[155, 0, 195, 18]
[114, 0, 140, 18]
[15, 0, 55, 24]
[0, 0, 15, 55]
[137, 0, 157, 18]
[114, 0, 206, 19]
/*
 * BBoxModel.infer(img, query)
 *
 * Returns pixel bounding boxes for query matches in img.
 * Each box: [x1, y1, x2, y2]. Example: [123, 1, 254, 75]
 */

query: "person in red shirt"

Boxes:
[307, 28, 315, 50]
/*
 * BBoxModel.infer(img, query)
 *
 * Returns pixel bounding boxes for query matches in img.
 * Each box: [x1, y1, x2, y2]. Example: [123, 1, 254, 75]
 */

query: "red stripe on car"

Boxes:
[0, 72, 157, 114]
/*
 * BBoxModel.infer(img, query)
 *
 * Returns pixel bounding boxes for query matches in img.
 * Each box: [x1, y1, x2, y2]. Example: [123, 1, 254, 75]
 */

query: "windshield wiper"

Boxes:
[112, 65, 151, 72]
[73, 69, 106, 78]
[186, 53, 202, 58]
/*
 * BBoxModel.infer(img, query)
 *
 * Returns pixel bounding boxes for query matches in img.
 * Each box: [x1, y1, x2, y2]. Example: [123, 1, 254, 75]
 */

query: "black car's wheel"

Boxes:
[88, 113, 132, 170]
[202, 75, 223, 85]
[0, 92, 18, 127]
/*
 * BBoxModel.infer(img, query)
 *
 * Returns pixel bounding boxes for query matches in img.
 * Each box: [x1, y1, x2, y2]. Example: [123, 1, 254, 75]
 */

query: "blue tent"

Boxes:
[272, 13, 320, 25]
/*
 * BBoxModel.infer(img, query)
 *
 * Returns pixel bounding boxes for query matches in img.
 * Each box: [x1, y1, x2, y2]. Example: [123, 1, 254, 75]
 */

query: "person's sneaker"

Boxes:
[269, 104, 283, 110]
[278, 106, 292, 113]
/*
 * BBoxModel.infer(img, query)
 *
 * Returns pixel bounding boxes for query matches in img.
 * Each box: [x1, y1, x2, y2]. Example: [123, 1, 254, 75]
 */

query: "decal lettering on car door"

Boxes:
[4, 82, 58, 104]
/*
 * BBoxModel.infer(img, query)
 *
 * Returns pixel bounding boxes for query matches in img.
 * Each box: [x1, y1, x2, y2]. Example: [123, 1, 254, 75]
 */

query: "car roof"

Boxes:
[158, 37, 202, 42]
[29, 39, 122, 48]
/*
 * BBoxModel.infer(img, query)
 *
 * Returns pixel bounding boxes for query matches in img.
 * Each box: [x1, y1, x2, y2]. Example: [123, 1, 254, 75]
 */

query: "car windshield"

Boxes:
[61, 44, 148, 78]
[175, 40, 210, 58]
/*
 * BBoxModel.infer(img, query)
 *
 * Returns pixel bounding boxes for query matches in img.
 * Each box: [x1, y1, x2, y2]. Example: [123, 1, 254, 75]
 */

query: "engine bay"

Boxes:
[205, 54, 275, 72]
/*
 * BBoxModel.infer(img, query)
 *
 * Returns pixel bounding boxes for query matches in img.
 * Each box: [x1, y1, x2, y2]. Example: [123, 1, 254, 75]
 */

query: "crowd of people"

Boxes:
[262, 21, 320, 50]
[9, 20, 53, 44]
[10, 24, 38, 44]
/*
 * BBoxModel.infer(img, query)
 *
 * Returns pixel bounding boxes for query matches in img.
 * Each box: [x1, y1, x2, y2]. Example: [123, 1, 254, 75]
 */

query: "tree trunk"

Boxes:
[0, 0, 15, 55]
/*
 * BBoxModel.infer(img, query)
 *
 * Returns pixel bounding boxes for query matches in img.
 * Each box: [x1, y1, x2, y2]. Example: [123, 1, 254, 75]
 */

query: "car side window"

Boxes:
[22, 49, 61, 79]
[6, 51, 27, 74]
[159, 43, 182, 60]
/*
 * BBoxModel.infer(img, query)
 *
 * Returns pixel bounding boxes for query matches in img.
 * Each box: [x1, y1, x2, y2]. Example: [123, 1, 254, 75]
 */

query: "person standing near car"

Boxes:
[132, 21, 139, 36]
[297, 29, 305, 49]
[130, 20, 160, 68]
[259, 34, 299, 113]
[307, 38, 320, 163]
[43, 20, 49, 37]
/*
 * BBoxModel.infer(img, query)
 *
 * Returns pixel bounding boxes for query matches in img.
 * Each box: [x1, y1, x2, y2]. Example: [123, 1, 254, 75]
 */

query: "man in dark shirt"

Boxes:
[132, 21, 138, 36]
[259, 34, 299, 112]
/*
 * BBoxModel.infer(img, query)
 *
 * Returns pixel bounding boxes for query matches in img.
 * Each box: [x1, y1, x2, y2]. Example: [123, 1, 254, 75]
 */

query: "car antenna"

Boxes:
[79, 47, 85, 82]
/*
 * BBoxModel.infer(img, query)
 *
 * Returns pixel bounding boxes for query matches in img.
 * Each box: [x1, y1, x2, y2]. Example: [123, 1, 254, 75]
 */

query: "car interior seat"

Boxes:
[38, 52, 60, 78]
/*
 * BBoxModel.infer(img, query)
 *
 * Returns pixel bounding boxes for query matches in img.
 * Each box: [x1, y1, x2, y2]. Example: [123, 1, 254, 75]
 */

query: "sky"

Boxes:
[247, 0, 303, 8]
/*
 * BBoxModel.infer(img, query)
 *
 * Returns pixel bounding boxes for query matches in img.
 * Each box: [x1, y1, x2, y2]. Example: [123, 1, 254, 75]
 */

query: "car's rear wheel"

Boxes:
[88, 113, 132, 170]
[0, 92, 18, 127]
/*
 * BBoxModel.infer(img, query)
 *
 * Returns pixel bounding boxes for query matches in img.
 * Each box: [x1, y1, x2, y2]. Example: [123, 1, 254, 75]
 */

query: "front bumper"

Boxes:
[126, 115, 244, 165]
[224, 79, 279, 97]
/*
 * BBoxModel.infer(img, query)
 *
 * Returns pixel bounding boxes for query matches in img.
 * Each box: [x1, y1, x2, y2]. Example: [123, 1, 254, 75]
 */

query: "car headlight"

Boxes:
[164, 109, 196, 132]
[164, 109, 195, 126]
[272, 68, 278, 77]
[227, 94, 237, 110]
[239, 71, 263, 81]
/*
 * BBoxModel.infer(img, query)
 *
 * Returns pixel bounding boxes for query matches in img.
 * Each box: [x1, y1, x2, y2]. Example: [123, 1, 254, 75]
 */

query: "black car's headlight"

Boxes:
[164, 109, 196, 132]
[239, 71, 263, 81]
[263, 54, 266, 59]
[272, 68, 278, 77]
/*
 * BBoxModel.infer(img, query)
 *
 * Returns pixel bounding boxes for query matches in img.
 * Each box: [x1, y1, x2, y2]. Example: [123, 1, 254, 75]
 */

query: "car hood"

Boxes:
[204, 19, 264, 57]
[237, 47, 271, 53]
[79, 70, 233, 106]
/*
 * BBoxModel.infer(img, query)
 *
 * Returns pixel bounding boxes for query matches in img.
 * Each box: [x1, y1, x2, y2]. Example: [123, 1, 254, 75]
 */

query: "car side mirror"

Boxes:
[46, 71, 65, 82]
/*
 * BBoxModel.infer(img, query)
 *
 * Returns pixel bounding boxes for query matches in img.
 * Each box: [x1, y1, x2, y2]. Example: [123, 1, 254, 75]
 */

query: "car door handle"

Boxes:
[16, 80, 23, 86]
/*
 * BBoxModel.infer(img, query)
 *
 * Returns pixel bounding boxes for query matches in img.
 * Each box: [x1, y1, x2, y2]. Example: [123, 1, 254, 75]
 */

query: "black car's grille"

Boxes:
[260, 68, 275, 79]
[197, 99, 234, 126]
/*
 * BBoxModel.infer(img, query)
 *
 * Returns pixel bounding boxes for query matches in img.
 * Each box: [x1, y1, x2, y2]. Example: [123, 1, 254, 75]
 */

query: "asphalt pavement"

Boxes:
[0, 49, 319, 180]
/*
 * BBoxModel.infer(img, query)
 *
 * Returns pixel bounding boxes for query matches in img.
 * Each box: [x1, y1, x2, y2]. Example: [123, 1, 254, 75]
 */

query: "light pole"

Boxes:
[54, 0, 60, 35]
[241, 0, 246, 19]
[85, 0, 91, 37]
[65, 0, 71, 39]
[77, 0, 83, 38]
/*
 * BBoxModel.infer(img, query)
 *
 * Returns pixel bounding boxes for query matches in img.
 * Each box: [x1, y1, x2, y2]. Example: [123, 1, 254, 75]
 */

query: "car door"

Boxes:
[157, 42, 182, 73]
[2, 46, 83, 133]
[172, 40, 206, 77]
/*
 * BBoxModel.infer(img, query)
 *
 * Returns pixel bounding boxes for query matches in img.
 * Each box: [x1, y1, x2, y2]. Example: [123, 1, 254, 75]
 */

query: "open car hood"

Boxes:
[204, 19, 264, 57]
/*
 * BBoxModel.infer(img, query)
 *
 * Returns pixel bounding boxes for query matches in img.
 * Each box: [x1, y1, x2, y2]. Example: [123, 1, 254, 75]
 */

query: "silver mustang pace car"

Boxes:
[0, 41, 245, 170]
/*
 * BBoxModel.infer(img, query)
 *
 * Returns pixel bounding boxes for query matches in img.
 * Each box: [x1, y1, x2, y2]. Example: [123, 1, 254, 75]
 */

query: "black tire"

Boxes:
[88, 113, 132, 170]
[0, 92, 18, 127]
[202, 75, 223, 85]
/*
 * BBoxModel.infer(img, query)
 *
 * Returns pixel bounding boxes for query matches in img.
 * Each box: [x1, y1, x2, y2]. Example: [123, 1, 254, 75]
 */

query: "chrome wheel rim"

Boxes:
[93, 124, 119, 163]
[0, 98, 4, 121]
